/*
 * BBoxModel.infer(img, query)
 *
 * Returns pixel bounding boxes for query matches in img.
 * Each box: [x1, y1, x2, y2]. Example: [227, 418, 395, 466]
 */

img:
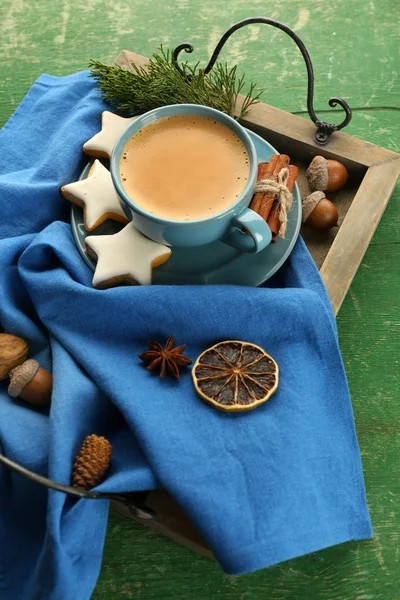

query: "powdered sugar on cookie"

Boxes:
[83, 112, 138, 158]
[61, 159, 129, 231]
[85, 221, 171, 287]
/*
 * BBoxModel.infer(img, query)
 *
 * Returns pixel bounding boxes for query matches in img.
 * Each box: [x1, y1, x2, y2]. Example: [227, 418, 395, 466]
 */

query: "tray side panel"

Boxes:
[321, 158, 400, 314]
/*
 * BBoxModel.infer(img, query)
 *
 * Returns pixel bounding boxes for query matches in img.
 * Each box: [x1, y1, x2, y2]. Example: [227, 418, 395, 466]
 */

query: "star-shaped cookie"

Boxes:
[61, 159, 129, 232]
[83, 111, 138, 158]
[85, 221, 172, 288]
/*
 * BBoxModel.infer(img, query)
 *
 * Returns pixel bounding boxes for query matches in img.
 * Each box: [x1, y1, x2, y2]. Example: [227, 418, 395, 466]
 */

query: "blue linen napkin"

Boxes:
[0, 72, 372, 600]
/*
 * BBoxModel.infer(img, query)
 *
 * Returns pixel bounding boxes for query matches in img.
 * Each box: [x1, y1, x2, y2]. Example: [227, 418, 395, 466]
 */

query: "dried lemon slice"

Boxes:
[192, 340, 278, 412]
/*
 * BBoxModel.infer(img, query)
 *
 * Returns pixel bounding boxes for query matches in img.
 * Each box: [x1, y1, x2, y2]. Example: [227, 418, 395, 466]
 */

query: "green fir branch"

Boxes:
[88, 46, 263, 119]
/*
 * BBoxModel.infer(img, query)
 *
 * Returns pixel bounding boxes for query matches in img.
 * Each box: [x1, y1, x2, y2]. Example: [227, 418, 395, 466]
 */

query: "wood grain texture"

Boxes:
[0, 0, 399, 599]
[320, 157, 400, 314]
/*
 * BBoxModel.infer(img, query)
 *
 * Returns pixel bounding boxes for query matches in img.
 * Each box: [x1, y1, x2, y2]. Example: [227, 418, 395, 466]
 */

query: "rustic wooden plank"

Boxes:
[321, 158, 400, 314]
[242, 104, 399, 168]
[343, 110, 400, 247]
[113, 490, 213, 560]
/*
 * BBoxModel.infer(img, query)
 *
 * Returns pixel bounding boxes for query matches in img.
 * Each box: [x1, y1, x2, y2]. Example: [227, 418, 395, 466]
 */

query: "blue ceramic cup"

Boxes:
[111, 104, 272, 252]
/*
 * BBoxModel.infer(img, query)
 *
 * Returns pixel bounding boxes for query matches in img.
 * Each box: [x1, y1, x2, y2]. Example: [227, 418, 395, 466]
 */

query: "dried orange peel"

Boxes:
[192, 340, 278, 412]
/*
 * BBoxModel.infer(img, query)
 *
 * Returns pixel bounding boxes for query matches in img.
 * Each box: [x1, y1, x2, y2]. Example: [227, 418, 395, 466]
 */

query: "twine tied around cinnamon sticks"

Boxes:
[249, 155, 299, 243]
[254, 167, 293, 238]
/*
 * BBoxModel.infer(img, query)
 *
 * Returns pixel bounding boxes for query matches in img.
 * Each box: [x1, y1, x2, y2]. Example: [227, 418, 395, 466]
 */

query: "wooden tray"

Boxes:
[110, 50, 400, 558]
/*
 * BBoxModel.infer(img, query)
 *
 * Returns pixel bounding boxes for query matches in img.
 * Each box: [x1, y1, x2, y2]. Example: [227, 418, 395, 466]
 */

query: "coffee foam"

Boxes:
[120, 114, 250, 221]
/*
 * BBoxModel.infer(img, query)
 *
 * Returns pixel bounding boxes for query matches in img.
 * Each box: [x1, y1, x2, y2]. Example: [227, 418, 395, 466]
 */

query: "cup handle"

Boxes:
[222, 208, 272, 253]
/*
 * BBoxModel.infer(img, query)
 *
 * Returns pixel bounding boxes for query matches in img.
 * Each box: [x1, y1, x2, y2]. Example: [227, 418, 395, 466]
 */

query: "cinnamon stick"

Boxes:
[250, 154, 290, 221]
[250, 156, 279, 214]
[267, 201, 280, 244]
[259, 154, 290, 220]
[267, 164, 299, 243]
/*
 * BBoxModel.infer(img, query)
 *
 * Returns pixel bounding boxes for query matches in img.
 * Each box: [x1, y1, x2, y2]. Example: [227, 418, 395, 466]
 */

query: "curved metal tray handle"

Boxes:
[172, 17, 352, 145]
[0, 452, 155, 520]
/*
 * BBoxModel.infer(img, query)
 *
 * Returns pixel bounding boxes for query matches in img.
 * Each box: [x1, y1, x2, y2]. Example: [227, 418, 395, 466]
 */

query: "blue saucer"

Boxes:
[71, 129, 301, 286]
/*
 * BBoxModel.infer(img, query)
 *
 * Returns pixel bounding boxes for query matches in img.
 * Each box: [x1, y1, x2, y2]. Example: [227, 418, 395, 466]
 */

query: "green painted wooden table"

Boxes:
[1, 0, 399, 598]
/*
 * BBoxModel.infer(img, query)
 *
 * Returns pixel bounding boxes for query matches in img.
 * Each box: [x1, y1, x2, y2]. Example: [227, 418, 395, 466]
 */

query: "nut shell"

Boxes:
[19, 367, 53, 407]
[8, 359, 39, 397]
[302, 191, 325, 223]
[306, 156, 348, 192]
[326, 160, 348, 192]
[307, 198, 339, 230]
[306, 156, 329, 191]
[0, 333, 29, 381]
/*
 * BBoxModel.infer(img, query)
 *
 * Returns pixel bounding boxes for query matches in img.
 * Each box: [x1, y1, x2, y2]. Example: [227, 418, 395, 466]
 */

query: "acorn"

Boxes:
[0, 333, 29, 381]
[302, 191, 339, 230]
[8, 359, 52, 407]
[306, 156, 348, 192]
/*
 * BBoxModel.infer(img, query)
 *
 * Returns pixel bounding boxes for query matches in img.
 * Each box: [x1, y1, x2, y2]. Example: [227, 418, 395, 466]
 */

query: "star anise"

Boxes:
[138, 335, 193, 378]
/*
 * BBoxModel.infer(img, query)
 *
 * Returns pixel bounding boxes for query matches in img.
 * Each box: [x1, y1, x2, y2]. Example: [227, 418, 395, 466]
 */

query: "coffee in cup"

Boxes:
[111, 104, 272, 252]
[119, 114, 250, 222]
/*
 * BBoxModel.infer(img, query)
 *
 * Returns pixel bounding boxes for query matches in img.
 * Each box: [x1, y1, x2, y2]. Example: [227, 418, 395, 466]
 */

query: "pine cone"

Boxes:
[71, 434, 112, 490]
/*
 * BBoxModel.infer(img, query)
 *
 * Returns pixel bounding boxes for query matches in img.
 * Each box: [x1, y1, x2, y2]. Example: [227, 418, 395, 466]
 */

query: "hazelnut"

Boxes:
[306, 156, 348, 192]
[8, 359, 52, 407]
[0, 333, 29, 381]
[302, 191, 339, 230]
